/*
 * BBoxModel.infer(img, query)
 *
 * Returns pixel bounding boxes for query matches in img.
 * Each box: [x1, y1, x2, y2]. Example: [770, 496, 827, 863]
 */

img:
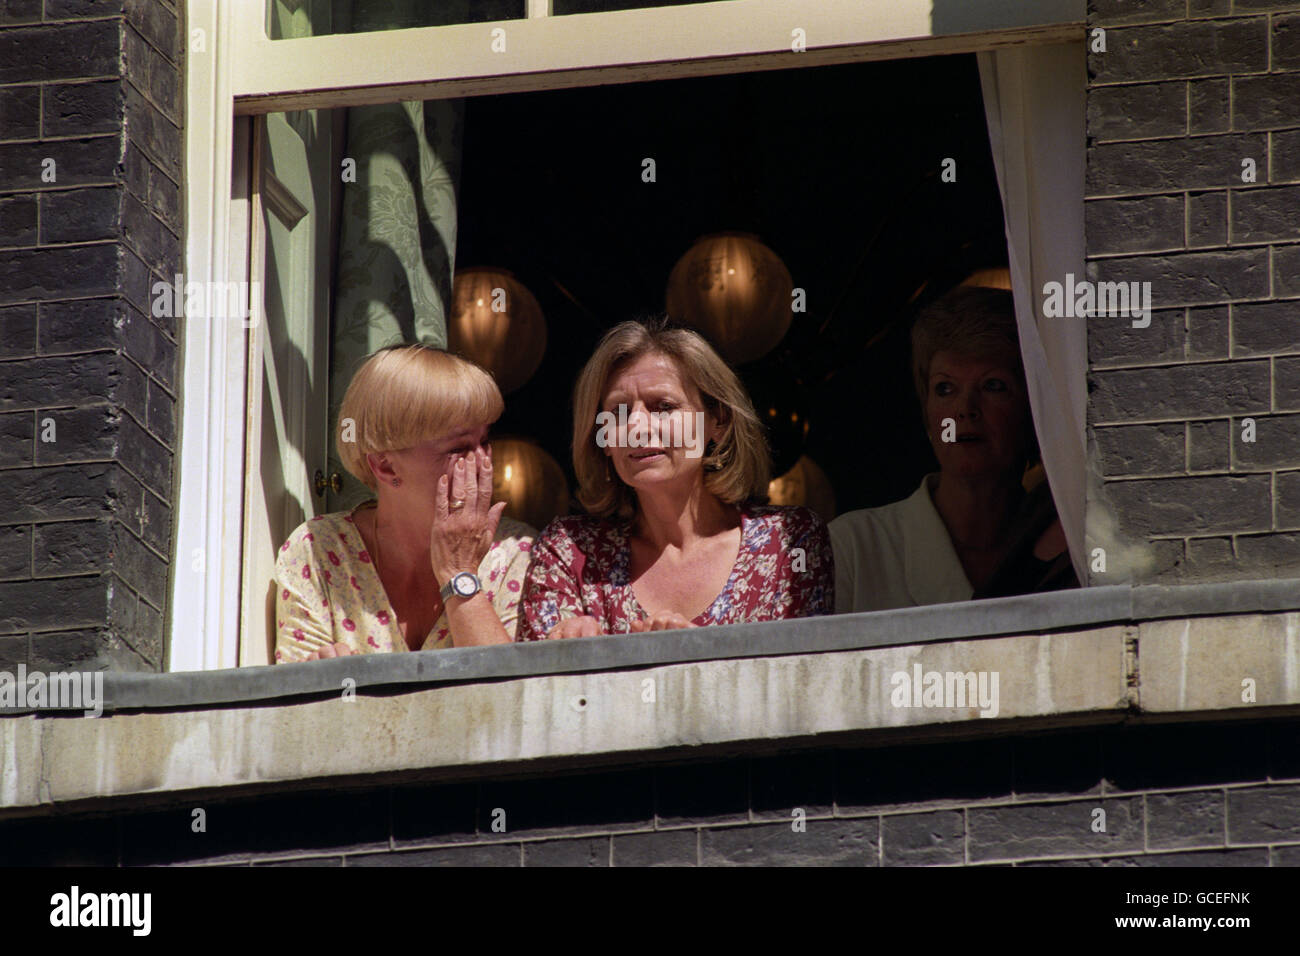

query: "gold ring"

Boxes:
[449, 498, 466, 510]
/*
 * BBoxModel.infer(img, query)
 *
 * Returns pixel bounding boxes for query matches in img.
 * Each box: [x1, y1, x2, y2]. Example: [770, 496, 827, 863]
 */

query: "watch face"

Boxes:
[452, 572, 479, 597]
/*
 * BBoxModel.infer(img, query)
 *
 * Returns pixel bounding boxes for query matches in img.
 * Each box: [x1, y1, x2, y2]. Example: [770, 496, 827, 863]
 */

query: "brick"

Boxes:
[1090, 20, 1268, 85]
[1188, 191, 1228, 247]
[122, 790, 391, 865]
[1227, 784, 1300, 843]
[1188, 78, 1229, 136]
[0, 524, 31, 580]
[0, 463, 119, 522]
[44, 0, 122, 18]
[0, 575, 106, 631]
[1014, 731, 1104, 800]
[1087, 309, 1184, 368]
[1187, 305, 1229, 360]
[1271, 845, 1300, 865]
[1089, 0, 1186, 25]
[1188, 419, 1231, 471]
[1231, 185, 1300, 244]
[0, 136, 120, 193]
[0, 410, 33, 466]
[1102, 474, 1271, 534]
[1087, 249, 1269, 306]
[0, 0, 41, 25]
[1278, 356, 1300, 411]
[1147, 790, 1226, 849]
[1086, 82, 1185, 141]
[125, 0, 182, 65]
[479, 769, 653, 837]
[523, 837, 609, 867]
[133, 593, 162, 663]
[968, 798, 1143, 863]
[348, 843, 520, 867]
[655, 761, 747, 826]
[1274, 130, 1300, 183]
[1273, 13, 1300, 71]
[121, 187, 179, 277]
[611, 829, 697, 866]
[39, 186, 120, 246]
[1090, 360, 1270, 422]
[1086, 195, 1183, 254]
[0, 21, 120, 85]
[837, 738, 1013, 812]
[29, 626, 151, 671]
[0, 634, 26, 666]
[110, 519, 166, 607]
[1024, 848, 1267, 866]
[0, 304, 36, 358]
[124, 84, 180, 183]
[117, 409, 171, 498]
[0, 84, 40, 141]
[1186, 535, 1234, 576]
[1141, 536, 1188, 583]
[123, 24, 180, 123]
[145, 379, 174, 446]
[1233, 413, 1300, 468]
[0, 244, 119, 306]
[391, 781, 478, 847]
[0, 194, 37, 247]
[140, 487, 169, 554]
[1278, 471, 1300, 526]
[1232, 301, 1300, 356]
[881, 810, 964, 866]
[33, 405, 118, 465]
[1094, 423, 1184, 476]
[37, 297, 117, 354]
[751, 751, 834, 820]
[0, 352, 121, 411]
[1103, 722, 1270, 791]
[33, 519, 110, 577]
[1234, 531, 1300, 573]
[1275, 245, 1300, 297]
[701, 819, 877, 866]
[43, 80, 123, 138]
[1088, 134, 1267, 196]
[1234, 74, 1300, 130]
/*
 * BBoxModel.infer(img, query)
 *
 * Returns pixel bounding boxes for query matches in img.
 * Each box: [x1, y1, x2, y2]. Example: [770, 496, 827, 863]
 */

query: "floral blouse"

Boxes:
[274, 504, 535, 662]
[517, 505, 833, 641]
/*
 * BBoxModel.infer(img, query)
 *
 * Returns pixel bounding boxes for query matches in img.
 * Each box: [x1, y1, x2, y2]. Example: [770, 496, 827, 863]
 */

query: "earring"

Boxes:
[392, 477, 402, 488]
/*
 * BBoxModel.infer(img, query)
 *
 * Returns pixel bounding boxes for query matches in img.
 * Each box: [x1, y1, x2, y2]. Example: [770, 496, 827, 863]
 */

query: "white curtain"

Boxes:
[978, 44, 1088, 582]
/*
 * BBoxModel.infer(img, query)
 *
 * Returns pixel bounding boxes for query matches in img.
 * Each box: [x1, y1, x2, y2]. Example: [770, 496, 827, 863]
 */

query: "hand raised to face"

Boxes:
[429, 448, 507, 587]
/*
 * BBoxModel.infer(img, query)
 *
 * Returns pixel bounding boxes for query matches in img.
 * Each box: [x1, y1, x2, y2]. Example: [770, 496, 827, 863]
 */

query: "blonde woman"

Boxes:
[518, 319, 833, 640]
[274, 345, 534, 662]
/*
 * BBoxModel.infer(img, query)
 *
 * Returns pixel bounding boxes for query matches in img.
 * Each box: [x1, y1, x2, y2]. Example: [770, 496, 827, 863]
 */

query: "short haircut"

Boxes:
[572, 319, 771, 518]
[336, 344, 504, 489]
[910, 285, 1025, 412]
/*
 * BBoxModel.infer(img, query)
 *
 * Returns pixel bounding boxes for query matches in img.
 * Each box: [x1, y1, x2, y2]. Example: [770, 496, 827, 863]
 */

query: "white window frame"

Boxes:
[173, 0, 1084, 671]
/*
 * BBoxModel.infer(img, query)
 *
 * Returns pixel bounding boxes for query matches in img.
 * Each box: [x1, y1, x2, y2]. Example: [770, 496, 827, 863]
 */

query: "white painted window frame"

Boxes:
[174, 0, 1084, 671]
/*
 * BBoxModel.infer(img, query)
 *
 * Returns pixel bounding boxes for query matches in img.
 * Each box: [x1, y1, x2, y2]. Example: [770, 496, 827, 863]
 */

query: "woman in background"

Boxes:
[275, 345, 533, 661]
[518, 319, 832, 640]
[830, 285, 1075, 614]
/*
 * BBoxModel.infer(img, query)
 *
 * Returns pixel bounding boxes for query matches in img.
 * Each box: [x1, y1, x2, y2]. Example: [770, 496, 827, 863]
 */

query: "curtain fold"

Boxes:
[977, 45, 1088, 582]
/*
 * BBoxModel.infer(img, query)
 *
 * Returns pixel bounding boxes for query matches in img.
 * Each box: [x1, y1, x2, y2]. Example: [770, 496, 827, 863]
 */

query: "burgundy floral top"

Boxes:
[517, 505, 833, 640]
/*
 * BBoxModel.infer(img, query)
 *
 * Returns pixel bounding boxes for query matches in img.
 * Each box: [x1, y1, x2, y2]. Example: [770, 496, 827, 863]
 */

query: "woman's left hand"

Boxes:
[430, 449, 507, 586]
[628, 611, 697, 633]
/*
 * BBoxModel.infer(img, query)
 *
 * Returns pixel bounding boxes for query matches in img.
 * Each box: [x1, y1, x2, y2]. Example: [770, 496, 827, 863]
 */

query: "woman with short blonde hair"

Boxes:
[518, 318, 833, 640]
[274, 344, 534, 662]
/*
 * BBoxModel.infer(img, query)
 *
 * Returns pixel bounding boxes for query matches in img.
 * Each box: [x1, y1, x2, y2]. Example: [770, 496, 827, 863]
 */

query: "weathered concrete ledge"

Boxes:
[2, 610, 1297, 815]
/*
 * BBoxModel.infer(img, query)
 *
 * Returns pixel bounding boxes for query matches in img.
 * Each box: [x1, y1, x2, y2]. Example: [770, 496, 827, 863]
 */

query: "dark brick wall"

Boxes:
[2, 718, 1298, 866]
[0, 0, 183, 671]
[1087, 0, 1300, 584]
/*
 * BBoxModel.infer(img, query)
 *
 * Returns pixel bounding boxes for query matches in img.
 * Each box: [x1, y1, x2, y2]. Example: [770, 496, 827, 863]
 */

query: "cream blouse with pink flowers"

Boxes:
[273, 503, 535, 662]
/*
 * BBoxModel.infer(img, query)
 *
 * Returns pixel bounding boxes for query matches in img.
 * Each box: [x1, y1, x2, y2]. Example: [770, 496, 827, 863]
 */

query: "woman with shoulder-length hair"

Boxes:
[274, 344, 534, 662]
[517, 318, 833, 640]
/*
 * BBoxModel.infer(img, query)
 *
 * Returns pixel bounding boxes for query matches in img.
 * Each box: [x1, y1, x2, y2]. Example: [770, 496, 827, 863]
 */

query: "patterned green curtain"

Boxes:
[328, 0, 468, 509]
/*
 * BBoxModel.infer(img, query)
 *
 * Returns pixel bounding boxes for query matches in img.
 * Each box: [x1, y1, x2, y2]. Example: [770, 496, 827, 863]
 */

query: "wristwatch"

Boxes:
[440, 571, 481, 602]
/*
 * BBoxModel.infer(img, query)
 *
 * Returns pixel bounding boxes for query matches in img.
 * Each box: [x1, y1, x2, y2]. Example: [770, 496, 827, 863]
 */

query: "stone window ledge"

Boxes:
[2, 580, 1298, 816]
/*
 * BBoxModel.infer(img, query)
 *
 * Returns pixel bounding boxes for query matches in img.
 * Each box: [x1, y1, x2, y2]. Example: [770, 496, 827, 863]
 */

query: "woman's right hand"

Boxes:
[303, 642, 355, 660]
[546, 616, 601, 639]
